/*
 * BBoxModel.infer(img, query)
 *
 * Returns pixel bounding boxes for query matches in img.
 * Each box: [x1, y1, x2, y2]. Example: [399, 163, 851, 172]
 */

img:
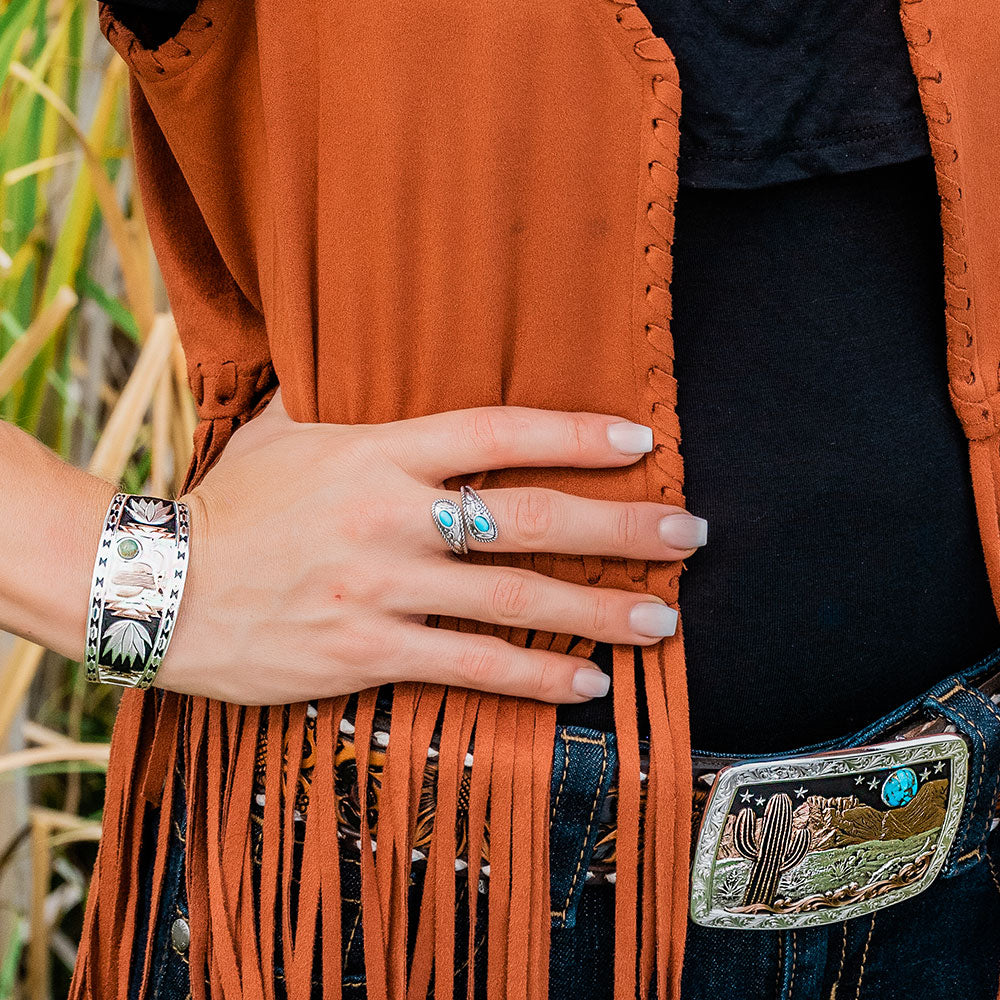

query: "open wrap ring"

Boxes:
[431, 498, 468, 555]
[460, 485, 499, 543]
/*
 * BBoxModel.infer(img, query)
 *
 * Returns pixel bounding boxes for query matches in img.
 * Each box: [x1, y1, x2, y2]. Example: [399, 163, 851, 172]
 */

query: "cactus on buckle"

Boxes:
[733, 792, 810, 908]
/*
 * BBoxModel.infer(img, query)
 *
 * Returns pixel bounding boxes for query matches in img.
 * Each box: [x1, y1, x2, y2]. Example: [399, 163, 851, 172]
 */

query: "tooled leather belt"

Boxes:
[249, 663, 1000, 930]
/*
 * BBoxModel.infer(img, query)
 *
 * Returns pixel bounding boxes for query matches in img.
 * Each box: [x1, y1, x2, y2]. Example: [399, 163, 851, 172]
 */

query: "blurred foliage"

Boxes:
[0, 1, 196, 996]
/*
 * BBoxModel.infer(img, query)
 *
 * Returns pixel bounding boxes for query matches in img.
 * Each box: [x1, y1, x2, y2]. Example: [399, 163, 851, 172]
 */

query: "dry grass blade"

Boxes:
[47, 824, 102, 849]
[0, 285, 78, 399]
[172, 335, 197, 443]
[27, 812, 51, 1000]
[21, 721, 73, 747]
[87, 313, 177, 480]
[0, 743, 111, 777]
[29, 807, 104, 832]
[0, 641, 45, 748]
[3, 150, 81, 186]
[151, 364, 172, 496]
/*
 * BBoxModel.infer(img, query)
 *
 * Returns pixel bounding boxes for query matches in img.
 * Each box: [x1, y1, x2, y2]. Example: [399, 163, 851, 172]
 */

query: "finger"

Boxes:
[392, 622, 614, 703]
[392, 563, 678, 646]
[416, 485, 707, 561]
[377, 405, 655, 482]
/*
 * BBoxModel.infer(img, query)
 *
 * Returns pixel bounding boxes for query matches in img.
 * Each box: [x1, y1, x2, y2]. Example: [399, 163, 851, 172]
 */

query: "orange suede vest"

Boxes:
[70, 1, 1000, 998]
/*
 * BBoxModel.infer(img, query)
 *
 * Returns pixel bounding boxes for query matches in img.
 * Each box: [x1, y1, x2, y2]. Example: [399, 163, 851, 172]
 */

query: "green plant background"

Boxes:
[0, 2, 193, 996]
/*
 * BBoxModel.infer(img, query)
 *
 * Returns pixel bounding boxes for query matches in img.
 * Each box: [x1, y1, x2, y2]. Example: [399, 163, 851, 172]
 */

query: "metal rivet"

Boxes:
[171, 916, 190, 953]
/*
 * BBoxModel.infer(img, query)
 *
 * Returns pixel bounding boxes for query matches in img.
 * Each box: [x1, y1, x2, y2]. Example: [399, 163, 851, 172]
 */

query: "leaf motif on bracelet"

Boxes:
[101, 618, 153, 667]
[127, 498, 173, 525]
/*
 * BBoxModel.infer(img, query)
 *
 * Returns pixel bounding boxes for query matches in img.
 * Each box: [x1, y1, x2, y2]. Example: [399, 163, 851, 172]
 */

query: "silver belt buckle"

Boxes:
[689, 734, 969, 930]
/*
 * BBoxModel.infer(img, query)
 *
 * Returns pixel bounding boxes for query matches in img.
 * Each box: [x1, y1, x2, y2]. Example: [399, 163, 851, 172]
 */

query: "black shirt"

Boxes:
[646, 0, 931, 187]
[577, 157, 1000, 751]
[107, 0, 930, 190]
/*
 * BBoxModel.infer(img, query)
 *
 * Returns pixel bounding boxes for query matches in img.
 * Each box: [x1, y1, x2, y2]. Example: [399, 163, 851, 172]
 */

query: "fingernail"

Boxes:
[629, 601, 678, 637]
[658, 513, 708, 548]
[573, 667, 611, 698]
[606, 421, 653, 454]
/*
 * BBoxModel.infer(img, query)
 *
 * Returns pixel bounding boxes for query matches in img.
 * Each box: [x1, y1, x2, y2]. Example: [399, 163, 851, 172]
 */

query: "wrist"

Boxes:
[153, 489, 234, 692]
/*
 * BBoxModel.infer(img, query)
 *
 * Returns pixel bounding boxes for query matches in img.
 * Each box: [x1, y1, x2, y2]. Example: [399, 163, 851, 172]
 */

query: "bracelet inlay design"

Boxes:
[85, 493, 190, 688]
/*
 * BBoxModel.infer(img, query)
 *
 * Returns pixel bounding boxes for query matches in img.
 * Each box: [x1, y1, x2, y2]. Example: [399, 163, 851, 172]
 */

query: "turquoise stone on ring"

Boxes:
[460, 485, 499, 543]
[431, 498, 467, 554]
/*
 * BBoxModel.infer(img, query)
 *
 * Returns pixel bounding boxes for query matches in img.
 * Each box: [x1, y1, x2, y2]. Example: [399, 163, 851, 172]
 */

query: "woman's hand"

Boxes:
[160, 387, 707, 705]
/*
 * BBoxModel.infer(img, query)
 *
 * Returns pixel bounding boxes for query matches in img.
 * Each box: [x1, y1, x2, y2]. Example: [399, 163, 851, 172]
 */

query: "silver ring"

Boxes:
[431, 498, 468, 555]
[460, 485, 499, 543]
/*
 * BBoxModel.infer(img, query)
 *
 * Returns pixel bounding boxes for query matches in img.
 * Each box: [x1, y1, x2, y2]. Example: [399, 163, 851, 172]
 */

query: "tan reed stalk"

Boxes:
[0, 285, 78, 399]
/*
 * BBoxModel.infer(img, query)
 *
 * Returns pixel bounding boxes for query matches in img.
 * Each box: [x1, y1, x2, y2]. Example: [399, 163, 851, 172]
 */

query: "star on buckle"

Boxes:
[689, 734, 969, 930]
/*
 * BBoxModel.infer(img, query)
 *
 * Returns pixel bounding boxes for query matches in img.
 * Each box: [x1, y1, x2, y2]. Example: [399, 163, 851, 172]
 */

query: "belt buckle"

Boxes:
[689, 733, 969, 930]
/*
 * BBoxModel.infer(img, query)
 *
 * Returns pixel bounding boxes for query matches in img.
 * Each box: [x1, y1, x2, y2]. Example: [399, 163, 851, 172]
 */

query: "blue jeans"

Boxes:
[128, 648, 1000, 999]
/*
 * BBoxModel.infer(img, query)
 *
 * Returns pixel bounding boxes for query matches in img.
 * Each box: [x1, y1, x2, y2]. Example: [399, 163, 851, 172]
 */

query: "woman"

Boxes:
[2, 0, 1000, 996]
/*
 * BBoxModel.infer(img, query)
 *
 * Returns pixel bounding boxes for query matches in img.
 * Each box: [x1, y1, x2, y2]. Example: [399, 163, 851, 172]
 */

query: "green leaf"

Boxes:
[0, 919, 24, 1000]
[79, 274, 140, 342]
[0, 0, 42, 86]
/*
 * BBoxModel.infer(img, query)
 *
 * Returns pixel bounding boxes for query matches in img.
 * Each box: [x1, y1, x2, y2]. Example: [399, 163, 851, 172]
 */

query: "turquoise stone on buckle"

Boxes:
[688, 733, 969, 930]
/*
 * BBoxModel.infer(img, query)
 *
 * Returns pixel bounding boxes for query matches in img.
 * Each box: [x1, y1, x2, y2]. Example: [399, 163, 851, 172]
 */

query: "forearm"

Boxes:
[0, 420, 117, 661]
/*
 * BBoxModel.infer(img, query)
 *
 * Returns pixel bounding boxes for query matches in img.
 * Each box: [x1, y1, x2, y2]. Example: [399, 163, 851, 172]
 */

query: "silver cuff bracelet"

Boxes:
[84, 493, 190, 689]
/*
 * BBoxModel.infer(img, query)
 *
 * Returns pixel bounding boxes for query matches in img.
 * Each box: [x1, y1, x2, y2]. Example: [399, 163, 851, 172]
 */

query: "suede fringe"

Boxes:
[68, 530, 687, 1000]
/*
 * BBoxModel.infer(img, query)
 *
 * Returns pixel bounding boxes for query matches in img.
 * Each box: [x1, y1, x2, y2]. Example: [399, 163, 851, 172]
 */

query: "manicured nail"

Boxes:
[629, 601, 678, 637]
[658, 513, 708, 548]
[573, 667, 611, 698]
[606, 421, 653, 454]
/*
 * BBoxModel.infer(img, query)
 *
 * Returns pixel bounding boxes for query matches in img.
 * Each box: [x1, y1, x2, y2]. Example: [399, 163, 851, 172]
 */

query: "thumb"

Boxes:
[225, 383, 293, 455]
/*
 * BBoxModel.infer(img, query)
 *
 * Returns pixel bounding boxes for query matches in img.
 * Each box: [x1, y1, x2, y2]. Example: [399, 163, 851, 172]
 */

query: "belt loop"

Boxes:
[548, 727, 617, 930]
[924, 679, 1000, 876]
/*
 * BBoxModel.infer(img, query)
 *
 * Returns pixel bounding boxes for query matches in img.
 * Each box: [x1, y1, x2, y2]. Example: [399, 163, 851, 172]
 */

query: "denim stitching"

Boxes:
[986, 842, 1000, 896]
[853, 914, 875, 1000]
[343, 906, 363, 966]
[776, 932, 784, 1000]
[942, 701, 989, 850]
[551, 735, 609, 920]
[936, 681, 964, 703]
[965, 688, 1000, 819]
[968, 685, 1000, 724]
[786, 930, 797, 1000]
[829, 922, 847, 999]
[551, 737, 571, 820]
